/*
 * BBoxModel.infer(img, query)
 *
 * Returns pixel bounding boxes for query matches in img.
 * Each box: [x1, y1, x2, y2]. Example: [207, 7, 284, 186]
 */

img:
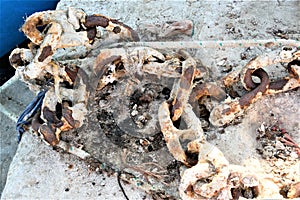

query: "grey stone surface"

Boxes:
[0, 114, 17, 196]
[1, 132, 150, 199]
[0, 76, 34, 120]
[0, 76, 34, 196]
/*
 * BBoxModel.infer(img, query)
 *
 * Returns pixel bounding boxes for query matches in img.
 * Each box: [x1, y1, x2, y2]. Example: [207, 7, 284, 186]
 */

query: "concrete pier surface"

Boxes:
[1, 0, 299, 199]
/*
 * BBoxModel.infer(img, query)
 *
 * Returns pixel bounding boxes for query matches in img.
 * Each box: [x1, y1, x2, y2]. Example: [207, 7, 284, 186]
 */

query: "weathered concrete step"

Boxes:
[0, 75, 34, 196]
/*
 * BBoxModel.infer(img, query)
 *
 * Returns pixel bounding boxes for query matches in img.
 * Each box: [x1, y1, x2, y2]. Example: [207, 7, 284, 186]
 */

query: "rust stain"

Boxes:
[62, 106, 76, 128]
[269, 79, 289, 90]
[39, 124, 59, 146]
[239, 68, 269, 107]
[110, 19, 140, 41]
[9, 53, 23, 66]
[65, 66, 79, 83]
[86, 27, 97, 41]
[84, 15, 109, 28]
[31, 112, 43, 132]
[94, 55, 121, 75]
[43, 107, 63, 127]
[38, 45, 53, 62]
[243, 69, 257, 89]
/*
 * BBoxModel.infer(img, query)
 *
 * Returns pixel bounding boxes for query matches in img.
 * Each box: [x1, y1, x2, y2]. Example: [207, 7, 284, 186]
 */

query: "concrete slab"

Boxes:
[1, 132, 150, 199]
[0, 75, 34, 195]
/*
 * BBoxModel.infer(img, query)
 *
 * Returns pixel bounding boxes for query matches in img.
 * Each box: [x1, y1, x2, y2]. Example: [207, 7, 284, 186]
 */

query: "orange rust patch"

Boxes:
[39, 124, 59, 146]
[171, 64, 195, 121]
[22, 15, 44, 45]
[190, 83, 226, 102]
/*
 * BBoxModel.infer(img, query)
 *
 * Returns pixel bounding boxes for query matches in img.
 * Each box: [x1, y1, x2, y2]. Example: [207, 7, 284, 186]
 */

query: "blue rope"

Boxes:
[16, 89, 47, 143]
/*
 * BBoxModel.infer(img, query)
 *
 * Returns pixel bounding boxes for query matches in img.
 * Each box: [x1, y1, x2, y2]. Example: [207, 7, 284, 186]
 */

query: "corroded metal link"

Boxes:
[13, 8, 143, 146]
[222, 47, 300, 91]
[171, 57, 197, 121]
[84, 14, 140, 41]
[241, 47, 300, 90]
[84, 15, 110, 28]
[210, 68, 270, 127]
[211, 48, 300, 127]
[92, 47, 166, 90]
[158, 101, 190, 165]
[267, 60, 300, 94]
[239, 68, 270, 108]
[179, 141, 230, 199]
[189, 82, 227, 102]
[158, 101, 204, 167]
[22, 8, 87, 46]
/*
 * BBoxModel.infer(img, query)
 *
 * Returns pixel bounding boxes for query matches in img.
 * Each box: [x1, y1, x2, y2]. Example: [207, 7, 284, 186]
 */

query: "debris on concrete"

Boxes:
[1, 0, 299, 199]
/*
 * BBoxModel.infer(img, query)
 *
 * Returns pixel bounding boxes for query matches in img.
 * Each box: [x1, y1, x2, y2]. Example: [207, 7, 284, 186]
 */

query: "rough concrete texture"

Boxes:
[0, 76, 34, 195]
[1, 132, 151, 199]
[1, 0, 300, 199]
[0, 113, 18, 195]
